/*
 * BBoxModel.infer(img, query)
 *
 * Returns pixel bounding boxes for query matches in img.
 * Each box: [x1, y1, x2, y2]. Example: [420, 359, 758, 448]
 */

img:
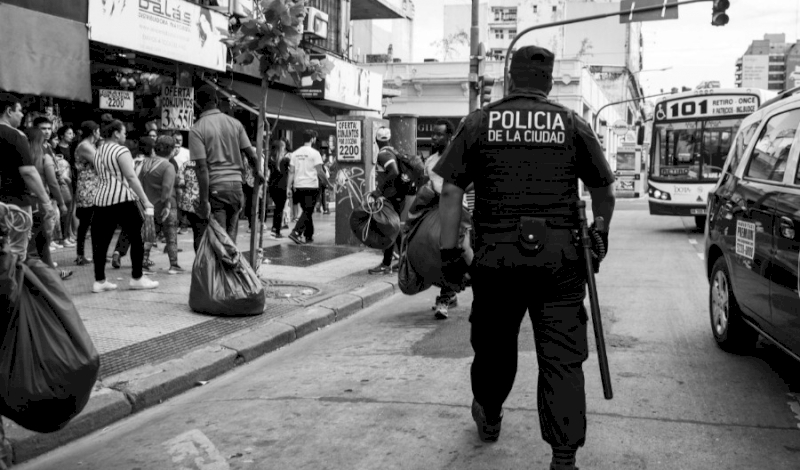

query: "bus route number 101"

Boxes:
[670, 100, 708, 119]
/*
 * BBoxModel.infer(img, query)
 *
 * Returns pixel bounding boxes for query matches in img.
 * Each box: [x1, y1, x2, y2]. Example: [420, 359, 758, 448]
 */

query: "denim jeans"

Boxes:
[209, 181, 244, 243]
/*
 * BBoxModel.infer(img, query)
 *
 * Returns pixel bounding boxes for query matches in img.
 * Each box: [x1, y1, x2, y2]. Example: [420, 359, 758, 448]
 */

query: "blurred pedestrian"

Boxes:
[92, 120, 158, 293]
[140, 136, 182, 274]
[287, 130, 328, 244]
[73, 120, 100, 266]
[267, 139, 291, 238]
[177, 148, 204, 252]
[112, 137, 154, 269]
[189, 84, 262, 243]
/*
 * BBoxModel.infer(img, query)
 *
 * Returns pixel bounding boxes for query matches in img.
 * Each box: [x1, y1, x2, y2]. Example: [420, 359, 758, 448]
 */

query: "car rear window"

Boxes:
[745, 109, 800, 182]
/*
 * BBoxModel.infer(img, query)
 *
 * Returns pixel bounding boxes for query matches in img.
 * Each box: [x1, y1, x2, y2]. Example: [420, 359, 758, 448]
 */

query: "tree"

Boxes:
[224, 0, 333, 267]
[431, 30, 469, 61]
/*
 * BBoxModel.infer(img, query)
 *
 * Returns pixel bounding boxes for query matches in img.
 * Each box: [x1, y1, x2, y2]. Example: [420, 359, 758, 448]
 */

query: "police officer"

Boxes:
[434, 46, 616, 470]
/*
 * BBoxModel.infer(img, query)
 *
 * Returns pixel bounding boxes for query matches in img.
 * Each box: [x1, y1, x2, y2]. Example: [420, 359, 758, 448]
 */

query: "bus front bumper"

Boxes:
[649, 200, 707, 217]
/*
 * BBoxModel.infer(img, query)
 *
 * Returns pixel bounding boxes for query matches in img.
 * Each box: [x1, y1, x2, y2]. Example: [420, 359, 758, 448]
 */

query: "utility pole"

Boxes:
[468, 0, 480, 112]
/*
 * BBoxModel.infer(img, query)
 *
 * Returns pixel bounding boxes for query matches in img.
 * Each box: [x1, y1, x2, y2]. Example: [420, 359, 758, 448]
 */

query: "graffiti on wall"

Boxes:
[334, 166, 367, 209]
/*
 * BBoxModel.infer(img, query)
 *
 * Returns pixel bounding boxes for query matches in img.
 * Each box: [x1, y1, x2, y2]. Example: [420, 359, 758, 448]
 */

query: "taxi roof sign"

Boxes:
[620, 0, 679, 23]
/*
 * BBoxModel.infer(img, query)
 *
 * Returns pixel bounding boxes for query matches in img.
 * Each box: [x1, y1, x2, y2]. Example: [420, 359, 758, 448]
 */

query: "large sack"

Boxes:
[401, 205, 473, 295]
[189, 219, 266, 316]
[0, 257, 100, 433]
[349, 197, 401, 250]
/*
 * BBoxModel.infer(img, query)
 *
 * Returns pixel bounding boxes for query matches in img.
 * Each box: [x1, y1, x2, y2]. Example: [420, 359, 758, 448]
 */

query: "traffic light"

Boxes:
[711, 0, 729, 26]
[481, 77, 496, 107]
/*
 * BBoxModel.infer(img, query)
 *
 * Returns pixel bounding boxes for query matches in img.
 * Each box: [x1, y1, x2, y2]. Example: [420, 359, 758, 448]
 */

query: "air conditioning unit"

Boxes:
[231, 0, 254, 18]
[304, 7, 329, 39]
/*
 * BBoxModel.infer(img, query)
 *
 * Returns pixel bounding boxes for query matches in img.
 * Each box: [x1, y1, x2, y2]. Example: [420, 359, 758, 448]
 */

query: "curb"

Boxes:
[5, 277, 399, 465]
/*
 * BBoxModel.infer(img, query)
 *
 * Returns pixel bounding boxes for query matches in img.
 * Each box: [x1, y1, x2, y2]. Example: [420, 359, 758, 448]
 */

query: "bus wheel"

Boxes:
[695, 216, 706, 230]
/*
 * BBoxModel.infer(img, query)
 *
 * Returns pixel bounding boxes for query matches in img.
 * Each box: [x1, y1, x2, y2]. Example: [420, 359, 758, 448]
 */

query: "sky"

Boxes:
[410, 0, 800, 95]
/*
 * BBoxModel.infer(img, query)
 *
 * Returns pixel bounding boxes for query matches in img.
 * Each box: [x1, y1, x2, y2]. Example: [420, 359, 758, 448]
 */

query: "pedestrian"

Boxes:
[55, 124, 79, 242]
[53, 146, 74, 246]
[315, 150, 332, 214]
[422, 118, 466, 319]
[171, 131, 191, 234]
[111, 137, 154, 269]
[91, 119, 158, 293]
[32, 116, 68, 251]
[189, 84, 262, 243]
[24, 127, 72, 279]
[267, 139, 291, 238]
[434, 46, 616, 470]
[177, 147, 204, 252]
[242, 148, 260, 234]
[140, 135, 182, 274]
[73, 120, 101, 266]
[367, 127, 411, 274]
[286, 129, 328, 244]
[0, 92, 56, 469]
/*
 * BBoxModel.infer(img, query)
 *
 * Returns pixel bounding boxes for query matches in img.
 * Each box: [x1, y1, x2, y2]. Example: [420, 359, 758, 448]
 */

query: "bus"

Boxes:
[647, 88, 775, 229]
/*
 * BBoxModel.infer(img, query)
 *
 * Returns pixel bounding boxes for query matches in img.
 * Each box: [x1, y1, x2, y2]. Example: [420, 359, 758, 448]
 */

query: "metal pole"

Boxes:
[468, 0, 480, 112]
[593, 90, 675, 132]
[503, 0, 713, 95]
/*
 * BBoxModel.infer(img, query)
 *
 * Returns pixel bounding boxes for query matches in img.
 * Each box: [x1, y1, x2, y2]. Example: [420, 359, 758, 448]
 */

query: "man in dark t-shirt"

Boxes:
[0, 94, 54, 222]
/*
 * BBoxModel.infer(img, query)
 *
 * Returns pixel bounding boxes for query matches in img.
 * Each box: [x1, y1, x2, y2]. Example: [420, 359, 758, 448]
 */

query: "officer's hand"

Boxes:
[440, 247, 468, 292]
[589, 223, 609, 273]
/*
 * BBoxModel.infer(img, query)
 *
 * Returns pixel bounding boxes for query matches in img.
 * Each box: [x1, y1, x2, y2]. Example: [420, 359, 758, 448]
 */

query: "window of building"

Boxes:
[506, 8, 517, 21]
[509, 29, 517, 37]
[533, 5, 538, 13]
[769, 65, 784, 71]
[305, 0, 340, 54]
[745, 109, 800, 182]
[494, 8, 501, 21]
[494, 29, 504, 39]
[552, 5, 557, 11]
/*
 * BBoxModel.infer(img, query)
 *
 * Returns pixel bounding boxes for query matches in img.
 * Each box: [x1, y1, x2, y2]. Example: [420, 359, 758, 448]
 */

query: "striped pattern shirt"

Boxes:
[93, 142, 136, 207]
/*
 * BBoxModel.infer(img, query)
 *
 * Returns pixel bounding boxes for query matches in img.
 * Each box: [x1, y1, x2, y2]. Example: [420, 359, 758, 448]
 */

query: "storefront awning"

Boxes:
[221, 79, 335, 128]
[0, 4, 91, 102]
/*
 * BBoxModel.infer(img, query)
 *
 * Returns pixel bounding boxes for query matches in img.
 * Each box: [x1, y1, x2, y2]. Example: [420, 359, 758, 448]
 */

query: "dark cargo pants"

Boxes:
[469, 230, 588, 451]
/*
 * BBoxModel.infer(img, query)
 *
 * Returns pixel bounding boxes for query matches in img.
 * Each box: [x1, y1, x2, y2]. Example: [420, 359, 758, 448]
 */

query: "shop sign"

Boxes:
[615, 175, 635, 192]
[336, 120, 362, 163]
[88, 0, 228, 72]
[161, 86, 194, 131]
[99, 89, 134, 111]
[300, 55, 382, 112]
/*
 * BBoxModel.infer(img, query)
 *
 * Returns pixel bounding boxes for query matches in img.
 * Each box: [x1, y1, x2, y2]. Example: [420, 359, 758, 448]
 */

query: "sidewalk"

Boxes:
[5, 210, 398, 465]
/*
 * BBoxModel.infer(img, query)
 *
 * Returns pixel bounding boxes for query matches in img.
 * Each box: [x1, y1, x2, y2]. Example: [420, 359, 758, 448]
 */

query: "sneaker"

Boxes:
[142, 264, 155, 274]
[61, 239, 76, 247]
[471, 399, 503, 443]
[50, 241, 63, 250]
[550, 464, 580, 470]
[74, 255, 92, 266]
[111, 251, 121, 269]
[144, 258, 155, 268]
[130, 276, 159, 290]
[288, 231, 305, 245]
[168, 265, 186, 275]
[434, 294, 458, 320]
[92, 280, 118, 293]
[305, 237, 314, 244]
[368, 263, 392, 275]
[59, 269, 73, 280]
[281, 224, 289, 230]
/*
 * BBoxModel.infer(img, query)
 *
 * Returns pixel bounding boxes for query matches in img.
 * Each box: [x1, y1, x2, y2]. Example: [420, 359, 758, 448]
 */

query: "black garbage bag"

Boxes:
[349, 197, 401, 250]
[400, 205, 473, 295]
[189, 218, 266, 316]
[0, 256, 100, 433]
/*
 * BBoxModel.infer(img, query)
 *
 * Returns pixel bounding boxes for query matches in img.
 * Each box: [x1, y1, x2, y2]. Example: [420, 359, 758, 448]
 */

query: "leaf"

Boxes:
[239, 52, 256, 65]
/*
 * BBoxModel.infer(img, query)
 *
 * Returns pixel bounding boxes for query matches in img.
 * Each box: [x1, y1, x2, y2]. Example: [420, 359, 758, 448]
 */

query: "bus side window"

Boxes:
[728, 122, 760, 175]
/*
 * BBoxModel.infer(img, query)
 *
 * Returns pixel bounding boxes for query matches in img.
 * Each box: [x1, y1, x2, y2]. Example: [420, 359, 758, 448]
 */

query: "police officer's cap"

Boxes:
[509, 46, 555, 79]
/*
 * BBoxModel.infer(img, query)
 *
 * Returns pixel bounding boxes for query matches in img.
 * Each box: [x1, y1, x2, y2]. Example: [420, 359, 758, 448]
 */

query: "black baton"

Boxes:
[577, 200, 613, 400]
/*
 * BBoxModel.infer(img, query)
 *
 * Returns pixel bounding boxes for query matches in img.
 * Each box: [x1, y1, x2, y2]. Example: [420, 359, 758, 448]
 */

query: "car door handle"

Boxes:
[780, 216, 795, 239]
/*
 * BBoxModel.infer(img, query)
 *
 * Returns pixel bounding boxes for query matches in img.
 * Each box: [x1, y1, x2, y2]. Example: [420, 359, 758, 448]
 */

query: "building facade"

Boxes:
[735, 33, 798, 91]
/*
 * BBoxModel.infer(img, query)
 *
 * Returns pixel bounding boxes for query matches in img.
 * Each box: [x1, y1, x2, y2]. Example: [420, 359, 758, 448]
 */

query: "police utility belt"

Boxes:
[480, 217, 578, 255]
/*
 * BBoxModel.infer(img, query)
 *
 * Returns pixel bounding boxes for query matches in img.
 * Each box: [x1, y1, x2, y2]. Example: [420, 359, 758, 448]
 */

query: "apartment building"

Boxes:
[735, 33, 799, 91]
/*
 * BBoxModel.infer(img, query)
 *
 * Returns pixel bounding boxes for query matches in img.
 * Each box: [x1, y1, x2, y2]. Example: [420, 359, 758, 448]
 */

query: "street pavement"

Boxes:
[14, 199, 800, 469]
[4, 208, 403, 464]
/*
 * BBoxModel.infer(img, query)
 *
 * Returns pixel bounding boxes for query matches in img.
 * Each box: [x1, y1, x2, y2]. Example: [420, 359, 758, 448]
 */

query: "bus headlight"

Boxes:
[649, 187, 671, 201]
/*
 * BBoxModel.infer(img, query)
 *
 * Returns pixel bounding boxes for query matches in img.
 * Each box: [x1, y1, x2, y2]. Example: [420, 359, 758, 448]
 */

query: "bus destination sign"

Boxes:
[661, 167, 690, 177]
[655, 94, 759, 122]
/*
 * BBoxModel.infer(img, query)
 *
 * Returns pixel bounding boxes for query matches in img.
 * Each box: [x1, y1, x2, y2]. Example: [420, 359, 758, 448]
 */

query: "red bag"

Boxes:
[0, 257, 100, 433]
[189, 219, 266, 316]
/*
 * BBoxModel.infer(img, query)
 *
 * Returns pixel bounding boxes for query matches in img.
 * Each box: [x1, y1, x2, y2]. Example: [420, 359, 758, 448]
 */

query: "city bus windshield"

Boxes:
[650, 118, 740, 182]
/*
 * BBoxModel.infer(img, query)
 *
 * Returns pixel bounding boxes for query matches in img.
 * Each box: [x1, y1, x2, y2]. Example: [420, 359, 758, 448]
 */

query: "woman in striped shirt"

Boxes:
[91, 120, 159, 293]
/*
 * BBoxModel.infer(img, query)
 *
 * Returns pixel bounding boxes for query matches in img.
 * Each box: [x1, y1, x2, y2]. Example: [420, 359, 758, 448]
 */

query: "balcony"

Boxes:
[351, 0, 413, 20]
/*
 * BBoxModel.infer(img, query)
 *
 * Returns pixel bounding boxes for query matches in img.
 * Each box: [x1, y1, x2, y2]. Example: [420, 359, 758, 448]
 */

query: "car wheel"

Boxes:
[709, 258, 758, 353]
[695, 216, 706, 230]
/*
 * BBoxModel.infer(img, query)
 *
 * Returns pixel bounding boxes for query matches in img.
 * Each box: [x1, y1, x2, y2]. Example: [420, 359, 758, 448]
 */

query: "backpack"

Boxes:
[383, 147, 425, 193]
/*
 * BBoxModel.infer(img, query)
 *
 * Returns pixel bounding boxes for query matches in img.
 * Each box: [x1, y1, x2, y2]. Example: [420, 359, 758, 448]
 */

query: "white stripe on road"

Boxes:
[688, 239, 698, 245]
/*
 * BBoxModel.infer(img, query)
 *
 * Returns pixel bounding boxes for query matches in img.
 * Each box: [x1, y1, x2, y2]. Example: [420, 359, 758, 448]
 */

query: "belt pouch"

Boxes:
[517, 217, 548, 254]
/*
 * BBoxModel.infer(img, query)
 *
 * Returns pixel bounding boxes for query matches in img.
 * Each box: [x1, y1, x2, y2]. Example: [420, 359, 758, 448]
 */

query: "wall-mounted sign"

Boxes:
[99, 89, 134, 111]
[741, 55, 769, 89]
[161, 86, 194, 131]
[336, 120, 362, 162]
[611, 120, 628, 136]
[615, 175, 636, 192]
[300, 55, 383, 112]
[88, 0, 228, 72]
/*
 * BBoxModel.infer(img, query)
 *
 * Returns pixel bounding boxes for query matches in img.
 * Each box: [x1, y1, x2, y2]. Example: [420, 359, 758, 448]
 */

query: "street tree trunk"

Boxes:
[249, 76, 269, 268]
